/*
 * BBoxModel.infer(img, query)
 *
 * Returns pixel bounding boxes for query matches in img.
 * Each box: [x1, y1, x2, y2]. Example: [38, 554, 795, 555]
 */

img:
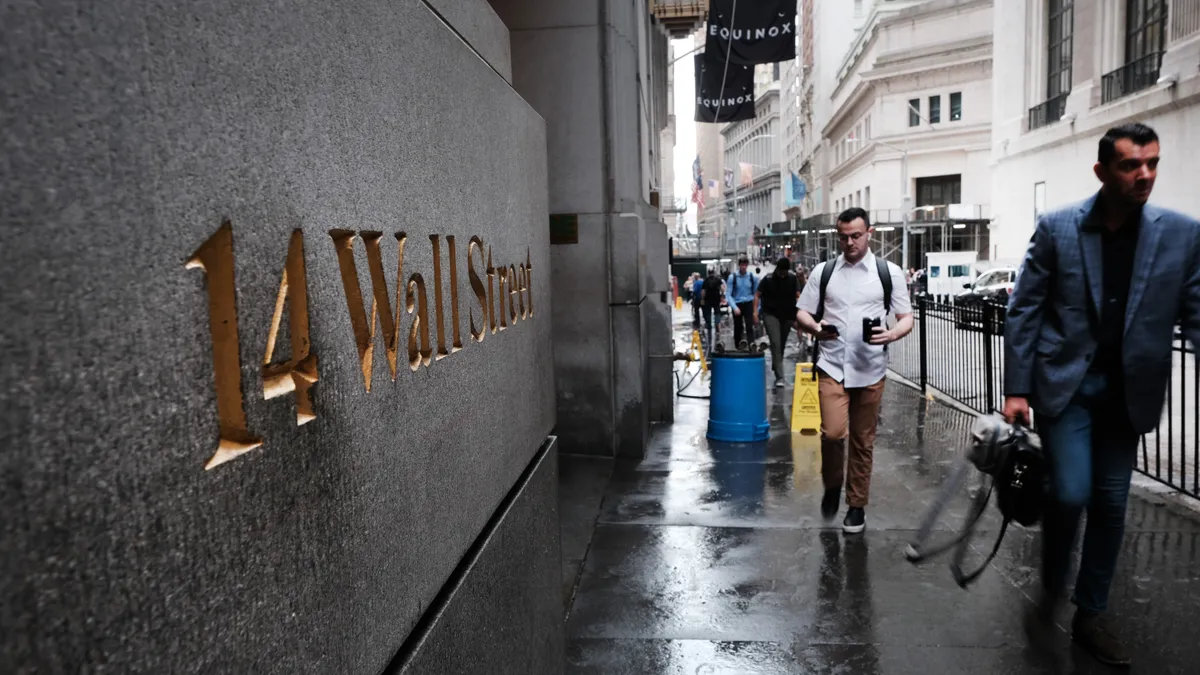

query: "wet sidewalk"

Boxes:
[559, 319, 1200, 674]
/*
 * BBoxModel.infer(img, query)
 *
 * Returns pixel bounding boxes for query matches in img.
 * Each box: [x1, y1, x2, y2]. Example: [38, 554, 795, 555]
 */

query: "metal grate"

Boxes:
[1028, 93, 1069, 131]
[1101, 51, 1164, 103]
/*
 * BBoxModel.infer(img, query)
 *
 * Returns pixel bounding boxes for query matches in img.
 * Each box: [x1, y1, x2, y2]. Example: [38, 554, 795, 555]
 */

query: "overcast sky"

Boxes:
[671, 37, 697, 232]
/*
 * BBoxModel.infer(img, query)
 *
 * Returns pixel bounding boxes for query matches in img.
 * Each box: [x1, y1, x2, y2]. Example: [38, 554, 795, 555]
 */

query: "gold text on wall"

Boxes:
[186, 223, 534, 470]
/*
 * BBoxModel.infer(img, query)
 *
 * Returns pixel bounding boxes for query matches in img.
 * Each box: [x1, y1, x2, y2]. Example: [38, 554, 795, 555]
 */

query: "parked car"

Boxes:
[954, 266, 1017, 332]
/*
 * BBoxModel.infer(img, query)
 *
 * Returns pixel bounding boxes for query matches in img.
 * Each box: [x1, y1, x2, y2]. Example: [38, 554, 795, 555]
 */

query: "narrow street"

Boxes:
[559, 314, 1200, 674]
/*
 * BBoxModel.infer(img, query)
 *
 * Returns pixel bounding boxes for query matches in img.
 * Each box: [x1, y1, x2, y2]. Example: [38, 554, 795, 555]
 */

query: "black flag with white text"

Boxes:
[694, 51, 755, 123]
[705, 0, 797, 65]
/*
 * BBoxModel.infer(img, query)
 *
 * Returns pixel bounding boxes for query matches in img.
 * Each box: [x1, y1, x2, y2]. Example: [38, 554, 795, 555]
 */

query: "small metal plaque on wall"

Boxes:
[549, 213, 578, 245]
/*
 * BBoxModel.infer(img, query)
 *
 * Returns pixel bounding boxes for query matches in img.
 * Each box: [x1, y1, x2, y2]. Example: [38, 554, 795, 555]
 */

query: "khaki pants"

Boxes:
[819, 373, 886, 508]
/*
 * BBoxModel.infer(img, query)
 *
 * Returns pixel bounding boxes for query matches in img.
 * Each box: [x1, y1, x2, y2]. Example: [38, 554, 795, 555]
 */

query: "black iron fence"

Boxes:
[891, 296, 1199, 499]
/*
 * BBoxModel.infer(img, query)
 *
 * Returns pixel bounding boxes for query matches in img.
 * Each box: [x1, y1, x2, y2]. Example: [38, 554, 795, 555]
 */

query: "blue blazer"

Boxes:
[1004, 192, 1200, 433]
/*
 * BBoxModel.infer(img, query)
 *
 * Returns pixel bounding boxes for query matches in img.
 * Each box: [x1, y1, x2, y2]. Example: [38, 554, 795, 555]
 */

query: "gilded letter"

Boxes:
[329, 230, 406, 392]
[468, 236, 487, 342]
[517, 264, 528, 320]
[446, 235, 464, 352]
[508, 264, 520, 323]
[262, 229, 319, 426]
[486, 247, 498, 334]
[430, 234, 449, 360]
[187, 221, 263, 470]
[407, 274, 433, 369]
[526, 248, 534, 318]
[496, 264, 509, 330]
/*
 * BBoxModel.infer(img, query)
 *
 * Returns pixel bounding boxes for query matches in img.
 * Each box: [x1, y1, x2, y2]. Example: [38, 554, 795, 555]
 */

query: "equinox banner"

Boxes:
[694, 52, 755, 123]
[706, 0, 797, 65]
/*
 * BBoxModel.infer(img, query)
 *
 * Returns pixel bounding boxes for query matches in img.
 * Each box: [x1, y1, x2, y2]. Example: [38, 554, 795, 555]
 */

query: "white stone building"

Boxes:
[990, 0, 1200, 259]
[722, 82, 783, 255]
[824, 0, 994, 269]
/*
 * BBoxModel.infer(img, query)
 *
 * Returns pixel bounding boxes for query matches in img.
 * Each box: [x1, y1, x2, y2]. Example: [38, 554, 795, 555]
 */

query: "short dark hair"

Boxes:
[1098, 123, 1158, 165]
[738, 256, 749, 264]
[776, 257, 791, 271]
[837, 207, 871, 228]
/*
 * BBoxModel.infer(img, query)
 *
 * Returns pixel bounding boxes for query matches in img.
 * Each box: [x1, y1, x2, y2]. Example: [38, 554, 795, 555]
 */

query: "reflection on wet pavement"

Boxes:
[562, 322, 1200, 674]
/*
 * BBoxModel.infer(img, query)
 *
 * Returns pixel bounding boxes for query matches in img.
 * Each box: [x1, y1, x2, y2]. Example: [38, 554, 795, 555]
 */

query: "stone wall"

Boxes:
[0, 1, 560, 672]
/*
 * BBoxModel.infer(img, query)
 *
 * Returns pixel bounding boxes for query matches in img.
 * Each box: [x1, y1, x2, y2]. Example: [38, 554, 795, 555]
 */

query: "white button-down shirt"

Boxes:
[796, 251, 912, 388]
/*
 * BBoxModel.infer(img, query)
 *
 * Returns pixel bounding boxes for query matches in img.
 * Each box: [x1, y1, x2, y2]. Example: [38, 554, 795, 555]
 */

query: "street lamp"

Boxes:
[725, 134, 776, 257]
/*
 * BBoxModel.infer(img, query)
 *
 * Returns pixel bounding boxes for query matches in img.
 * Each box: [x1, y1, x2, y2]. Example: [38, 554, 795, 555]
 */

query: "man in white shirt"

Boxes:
[795, 208, 913, 533]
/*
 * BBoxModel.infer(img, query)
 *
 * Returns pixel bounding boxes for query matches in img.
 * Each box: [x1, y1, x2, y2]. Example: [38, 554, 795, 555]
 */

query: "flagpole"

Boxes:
[728, 133, 775, 257]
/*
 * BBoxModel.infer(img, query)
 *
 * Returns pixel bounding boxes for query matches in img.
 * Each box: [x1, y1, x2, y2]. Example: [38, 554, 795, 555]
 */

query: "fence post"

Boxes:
[983, 302, 996, 412]
[918, 295, 928, 393]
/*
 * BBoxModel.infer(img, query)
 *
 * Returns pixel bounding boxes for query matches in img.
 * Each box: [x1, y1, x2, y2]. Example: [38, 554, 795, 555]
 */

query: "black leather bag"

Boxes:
[905, 415, 1047, 589]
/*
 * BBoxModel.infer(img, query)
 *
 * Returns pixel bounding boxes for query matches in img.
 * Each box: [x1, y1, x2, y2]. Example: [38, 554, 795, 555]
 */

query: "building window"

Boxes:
[1047, 0, 1074, 100]
[908, 98, 920, 126]
[1030, 0, 1073, 131]
[856, 190, 862, 207]
[865, 187, 871, 210]
[949, 92, 962, 121]
[773, 62, 781, 81]
[1034, 182, 1046, 219]
[929, 95, 941, 123]
[916, 175, 962, 206]
[865, 115, 871, 139]
[1103, 0, 1167, 102]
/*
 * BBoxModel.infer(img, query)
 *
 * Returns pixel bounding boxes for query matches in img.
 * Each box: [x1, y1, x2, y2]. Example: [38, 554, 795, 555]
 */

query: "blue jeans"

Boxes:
[1037, 372, 1138, 614]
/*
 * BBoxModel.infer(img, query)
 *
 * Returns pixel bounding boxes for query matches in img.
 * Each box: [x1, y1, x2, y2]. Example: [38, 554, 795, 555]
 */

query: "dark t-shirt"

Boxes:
[1090, 212, 1140, 376]
[701, 276, 724, 307]
[758, 272, 799, 319]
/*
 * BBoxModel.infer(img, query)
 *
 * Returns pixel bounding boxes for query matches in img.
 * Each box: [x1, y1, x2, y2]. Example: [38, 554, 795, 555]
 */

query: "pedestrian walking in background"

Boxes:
[1004, 123, 1200, 668]
[756, 258, 801, 387]
[725, 257, 758, 348]
[796, 208, 912, 534]
[699, 268, 724, 348]
[691, 272, 704, 330]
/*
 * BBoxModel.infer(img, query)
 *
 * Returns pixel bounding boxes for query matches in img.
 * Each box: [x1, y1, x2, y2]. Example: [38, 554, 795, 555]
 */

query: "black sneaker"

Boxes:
[1072, 612, 1131, 668]
[821, 487, 841, 520]
[842, 507, 865, 534]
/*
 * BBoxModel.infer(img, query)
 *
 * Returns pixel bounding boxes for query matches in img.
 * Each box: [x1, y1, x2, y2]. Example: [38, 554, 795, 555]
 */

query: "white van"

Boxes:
[925, 252, 979, 300]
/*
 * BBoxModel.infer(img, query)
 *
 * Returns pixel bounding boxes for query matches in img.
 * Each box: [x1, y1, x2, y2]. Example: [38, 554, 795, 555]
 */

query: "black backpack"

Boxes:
[810, 255, 894, 376]
[730, 272, 758, 297]
[814, 255, 893, 320]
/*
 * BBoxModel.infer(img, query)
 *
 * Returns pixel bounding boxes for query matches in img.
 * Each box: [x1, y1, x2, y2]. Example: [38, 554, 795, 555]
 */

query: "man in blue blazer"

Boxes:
[1004, 123, 1200, 667]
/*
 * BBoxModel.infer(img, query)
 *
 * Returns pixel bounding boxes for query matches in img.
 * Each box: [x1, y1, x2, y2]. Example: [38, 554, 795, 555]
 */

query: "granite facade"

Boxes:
[1, 1, 557, 672]
[391, 440, 563, 675]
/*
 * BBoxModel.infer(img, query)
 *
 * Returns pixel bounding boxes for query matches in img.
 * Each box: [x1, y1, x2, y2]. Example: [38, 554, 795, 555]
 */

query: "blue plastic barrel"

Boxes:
[706, 352, 770, 442]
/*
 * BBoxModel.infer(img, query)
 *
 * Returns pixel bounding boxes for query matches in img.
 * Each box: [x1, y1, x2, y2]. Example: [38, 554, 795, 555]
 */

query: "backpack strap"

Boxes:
[810, 259, 839, 380]
[876, 256, 893, 313]
[951, 516, 1011, 589]
[814, 257, 838, 321]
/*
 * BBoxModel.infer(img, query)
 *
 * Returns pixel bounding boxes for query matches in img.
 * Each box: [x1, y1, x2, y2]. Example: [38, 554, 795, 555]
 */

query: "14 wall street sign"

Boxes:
[187, 222, 535, 471]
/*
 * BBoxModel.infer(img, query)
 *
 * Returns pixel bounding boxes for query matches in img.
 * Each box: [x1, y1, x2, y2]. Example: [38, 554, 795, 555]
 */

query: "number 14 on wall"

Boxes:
[187, 222, 318, 471]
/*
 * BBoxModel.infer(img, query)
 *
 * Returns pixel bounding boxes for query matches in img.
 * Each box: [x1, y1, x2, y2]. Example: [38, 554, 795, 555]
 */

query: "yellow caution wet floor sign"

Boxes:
[790, 362, 821, 433]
